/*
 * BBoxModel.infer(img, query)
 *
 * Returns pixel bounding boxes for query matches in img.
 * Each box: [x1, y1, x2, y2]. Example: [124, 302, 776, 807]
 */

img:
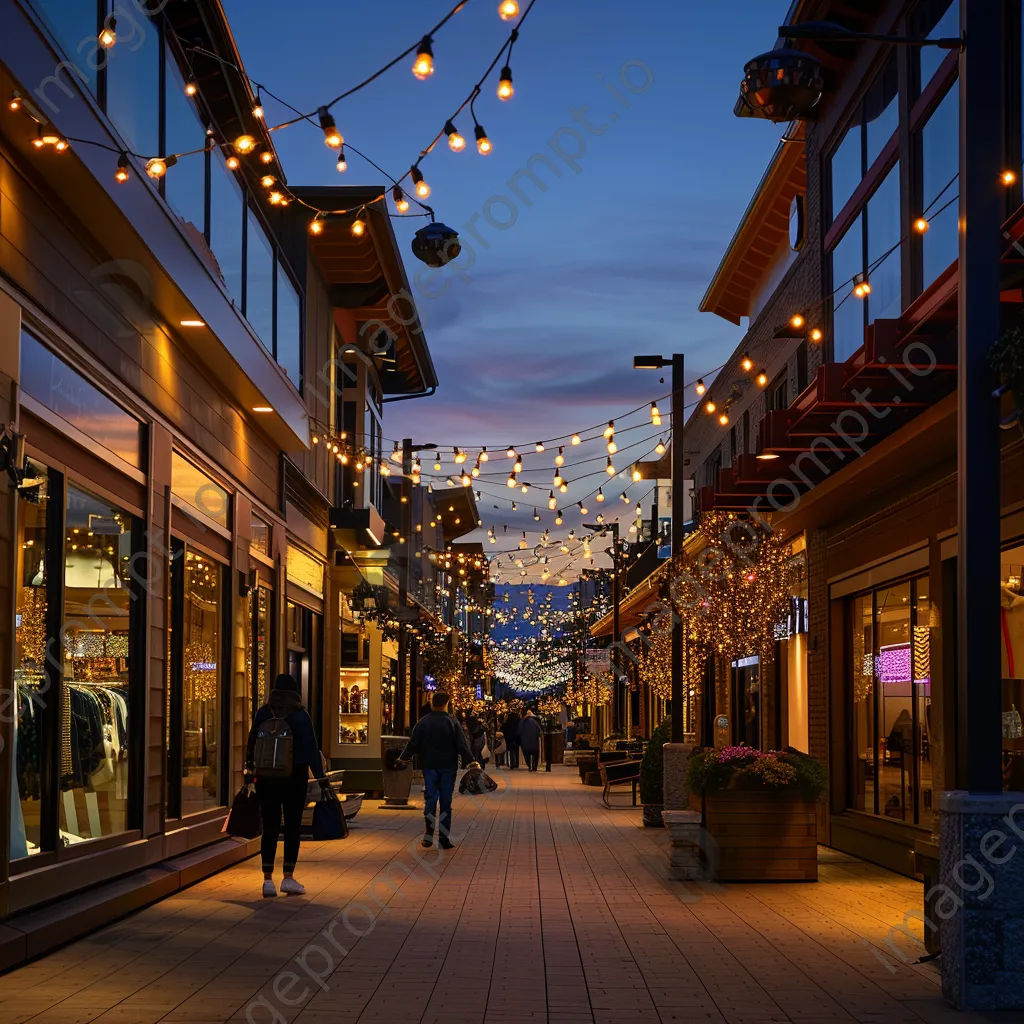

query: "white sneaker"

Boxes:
[262, 879, 277, 898]
[280, 877, 306, 895]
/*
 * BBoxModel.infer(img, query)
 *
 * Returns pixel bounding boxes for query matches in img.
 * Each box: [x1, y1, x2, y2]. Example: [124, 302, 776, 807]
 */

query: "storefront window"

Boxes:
[30, 0, 98, 96]
[59, 485, 133, 844]
[245, 207, 275, 352]
[180, 550, 222, 815]
[209, 151, 244, 304]
[1000, 544, 1024, 792]
[831, 214, 865, 362]
[866, 164, 902, 325]
[12, 460, 50, 858]
[171, 451, 230, 529]
[164, 47, 207, 235]
[732, 655, 761, 748]
[921, 80, 959, 290]
[849, 575, 933, 828]
[250, 513, 269, 556]
[277, 263, 302, 389]
[339, 667, 369, 744]
[105, 6, 160, 162]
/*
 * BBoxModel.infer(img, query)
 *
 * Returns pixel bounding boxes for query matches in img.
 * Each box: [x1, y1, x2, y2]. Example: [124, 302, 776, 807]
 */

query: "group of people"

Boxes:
[448, 708, 545, 772]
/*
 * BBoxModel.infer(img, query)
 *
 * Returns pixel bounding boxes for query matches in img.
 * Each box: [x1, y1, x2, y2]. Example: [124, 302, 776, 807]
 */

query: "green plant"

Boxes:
[990, 322, 1024, 383]
[639, 717, 672, 805]
[686, 745, 827, 800]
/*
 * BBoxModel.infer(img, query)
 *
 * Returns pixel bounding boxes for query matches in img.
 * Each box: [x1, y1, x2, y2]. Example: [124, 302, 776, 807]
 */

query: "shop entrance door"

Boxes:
[732, 655, 761, 749]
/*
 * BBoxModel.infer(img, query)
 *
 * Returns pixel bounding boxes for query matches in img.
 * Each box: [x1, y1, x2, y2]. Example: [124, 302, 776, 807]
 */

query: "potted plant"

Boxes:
[990, 320, 1024, 418]
[686, 746, 827, 881]
[639, 717, 671, 827]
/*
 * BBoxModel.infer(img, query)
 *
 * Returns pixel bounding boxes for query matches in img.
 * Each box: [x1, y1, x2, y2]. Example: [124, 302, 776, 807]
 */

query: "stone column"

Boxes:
[663, 742, 692, 811]
[938, 792, 1024, 1010]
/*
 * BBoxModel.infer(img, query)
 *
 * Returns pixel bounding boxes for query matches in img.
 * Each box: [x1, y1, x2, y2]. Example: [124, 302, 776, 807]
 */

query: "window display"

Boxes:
[59, 485, 134, 845]
[1000, 544, 1024, 791]
[850, 575, 933, 830]
[338, 667, 369, 744]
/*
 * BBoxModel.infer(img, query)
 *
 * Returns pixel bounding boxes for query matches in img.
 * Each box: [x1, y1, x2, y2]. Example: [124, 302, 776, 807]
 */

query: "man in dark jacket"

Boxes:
[501, 711, 521, 770]
[246, 673, 327, 898]
[398, 691, 477, 849]
[518, 709, 543, 771]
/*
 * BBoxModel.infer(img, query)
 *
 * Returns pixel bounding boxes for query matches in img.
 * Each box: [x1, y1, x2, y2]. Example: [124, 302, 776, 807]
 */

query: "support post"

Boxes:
[670, 353, 685, 744]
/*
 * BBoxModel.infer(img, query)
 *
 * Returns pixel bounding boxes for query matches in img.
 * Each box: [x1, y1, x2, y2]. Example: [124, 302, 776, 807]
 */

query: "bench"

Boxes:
[600, 758, 641, 807]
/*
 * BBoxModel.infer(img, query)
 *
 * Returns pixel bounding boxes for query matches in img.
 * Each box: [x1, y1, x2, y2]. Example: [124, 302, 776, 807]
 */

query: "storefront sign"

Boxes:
[287, 545, 324, 597]
[585, 648, 610, 676]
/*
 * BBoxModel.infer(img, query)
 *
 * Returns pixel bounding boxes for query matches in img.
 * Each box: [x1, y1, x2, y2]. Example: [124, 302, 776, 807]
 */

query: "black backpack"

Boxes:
[253, 712, 294, 778]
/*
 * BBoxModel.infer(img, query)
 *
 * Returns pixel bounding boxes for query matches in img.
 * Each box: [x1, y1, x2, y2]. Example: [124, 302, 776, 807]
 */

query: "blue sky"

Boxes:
[225, 0, 788, 575]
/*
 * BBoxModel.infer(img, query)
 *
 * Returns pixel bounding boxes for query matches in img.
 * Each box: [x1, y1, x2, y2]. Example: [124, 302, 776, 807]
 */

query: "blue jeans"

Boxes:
[422, 768, 457, 837]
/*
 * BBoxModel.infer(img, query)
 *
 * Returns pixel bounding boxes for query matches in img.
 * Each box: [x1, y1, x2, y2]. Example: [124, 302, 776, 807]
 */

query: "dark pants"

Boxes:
[257, 766, 308, 874]
[508, 739, 520, 769]
[522, 749, 539, 771]
[422, 767, 457, 837]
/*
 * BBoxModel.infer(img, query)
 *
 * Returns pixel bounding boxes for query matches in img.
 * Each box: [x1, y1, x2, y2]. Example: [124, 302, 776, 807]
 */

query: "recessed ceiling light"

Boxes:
[180, 319, 205, 327]
[755, 452, 779, 460]
[252, 406, 273, 413]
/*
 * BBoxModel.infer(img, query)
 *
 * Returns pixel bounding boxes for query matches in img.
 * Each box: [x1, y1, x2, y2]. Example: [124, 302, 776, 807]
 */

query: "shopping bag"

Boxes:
[223, 782, 262, 839]
[311, 790, 348, 840]
[459, 766, 498, 795]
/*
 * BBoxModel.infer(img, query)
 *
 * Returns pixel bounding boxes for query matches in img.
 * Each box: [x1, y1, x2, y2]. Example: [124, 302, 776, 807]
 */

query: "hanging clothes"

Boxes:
[1000, 584, 1024, 679]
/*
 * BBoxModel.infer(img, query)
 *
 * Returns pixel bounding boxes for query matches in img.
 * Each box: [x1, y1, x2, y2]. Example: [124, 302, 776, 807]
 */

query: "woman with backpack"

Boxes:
[246, 673, 329, 898]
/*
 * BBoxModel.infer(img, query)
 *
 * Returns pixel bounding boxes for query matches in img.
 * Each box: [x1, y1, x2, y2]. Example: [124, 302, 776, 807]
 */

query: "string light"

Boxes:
[226, 155, 240, 170]
[411, 165, 430, 198]
[318, 107, 343, 149]
[718, 411, 729, 426]
[114, 153, 130, 183]
[756, 369, 768, 386]
[185, 80, 197, 97]
[234, 134, 256, 155]
[741, 352, 754, 372]
[534, 441, 545, 453]
[260, 174, 276, 188]
[498, 0, 520, 19]
[393, 185, 409, 212]
[309, 214, 325, 235]
[650, 401, 661, 426]
[1002, 170, 1017, 186]
[810, 328, 823, 342]
[445, 120, 466, 152]
[268, 190, 285, 205]
[413, 37, 435, 80]
[695, 378, 706, 396]
[513, 455, 523, 473]
[98, 17, 117, 48]
[336, 148, 348, 173]
[571, 433, 582, 445]
[8, 93, 21, 111]
[479, 448, 489, 462]
[788, 314, 804, 330]
[252, 89, 264, 120]
[913, 216, 929, 234]
[704, 398, 716, 414]
[507, 473, 517, 488]
[548, 492, 557, 510]
[351, 213, 366, 237]
[578, 501, 589, 515]
[555, 446, 565, 466]
[498, 65, 514, 100]
[475, 124, 493, 155]
[145, 156, 175, 178]
[632, 466, 642, 482]
[853, 273, 871, 297]
[596, 488, 605, 502]
[606, 457, 616, 476]
[603, 420, 615, 439]
[260, 150, 274, 165]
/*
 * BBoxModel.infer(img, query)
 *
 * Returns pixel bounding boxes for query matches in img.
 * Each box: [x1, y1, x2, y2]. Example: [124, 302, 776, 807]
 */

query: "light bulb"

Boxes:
[475, 124, 492, 155]
[411, 165, 430, 198]
[413, 37, 434, 80]
[454, 448, 467, 464]
[462, 473, 472, 487]
[351, 215, 366, 237]
[507, 475, 517, 488]
[1002, 170, 1017, 186]
[718, 411, 729, 426]
[632, 467, 641, 482]
[114, 154, 130, 183]
[548, 493, 557, 510]
[606, 458, 615, 476]
[336, 149, 348, 173]
[555, 511, 564, 525]
[497, 66, 514, 101]
[445, 120, 465, 152]
[53, 137, 68, 152]
[252, 98, 264, 120]
[555, 447, 565, 466]
[603, 420, 615, 439]
[579, 503, 589, 515]
[393, 185, 408, 212]
[559, 482, 568, 493]
[571, 433, 581, 445]
[695, 378, 706, 396]
[498, 0, 520, 18]
[268, 191, 285, 205]
[145, 156, 172, 179]
[596, 489, 605, 503]
[226, 155, 240, 170]
[433, 456, 442, 471]
[185, 81, 197, 97]
[506, 446, 516, 458]
[472, 465, 480, 478]
[650, 401, 661, 425]
[656, 440, 666, 455]
[705, 399, 716, 414]
[260, 174, 276, 188]
[913, 216, 929, 234]
[756, 369, 768, 387]
[260, 150, 274, 165]
[810, 328, 823, 342]
[309, 216, 324, 235]
[521, 483, 529, 494]
[234, 134, 256, 155]
[607, 440, 617, 455]
[535, 441, 545, 453]
[741, 352, 754, 372]
[8, 94, 21, 111]
[789, 314, 804, 330]
[479, 448, 489, 462]
[553, 471, 563, 488]
[513, 457, 523, 473]
[318, 107, 343, 149]
[98, 18, 117, 48]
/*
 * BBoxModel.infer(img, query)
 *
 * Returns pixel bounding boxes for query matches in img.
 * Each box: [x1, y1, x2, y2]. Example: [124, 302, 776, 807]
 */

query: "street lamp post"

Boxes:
[634, 354, 685, 743]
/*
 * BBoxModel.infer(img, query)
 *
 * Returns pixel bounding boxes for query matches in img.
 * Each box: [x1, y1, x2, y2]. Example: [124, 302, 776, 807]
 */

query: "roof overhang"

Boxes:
[330, 504, 387, 549]
[700, 123, 806, 325]
[433, 488, 480, 544]
[290, 187, 437, 396]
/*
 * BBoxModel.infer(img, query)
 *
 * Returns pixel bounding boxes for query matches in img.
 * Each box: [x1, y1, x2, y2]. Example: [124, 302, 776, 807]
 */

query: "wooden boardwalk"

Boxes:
[0, 768, 1005, 1024]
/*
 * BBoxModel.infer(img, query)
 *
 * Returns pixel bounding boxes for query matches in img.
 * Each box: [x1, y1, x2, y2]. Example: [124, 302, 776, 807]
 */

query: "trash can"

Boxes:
[380, 736, 415, 809]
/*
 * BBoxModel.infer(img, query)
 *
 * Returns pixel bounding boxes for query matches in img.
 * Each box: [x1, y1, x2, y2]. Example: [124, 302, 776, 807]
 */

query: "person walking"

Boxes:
[397, 691, 478, 849]
[468, 716, 489, 767]
[493, 728, 508, 768]
[501, 710, 521, 770]
[518, 709, 543, 772]
[246, 673, 328, 898]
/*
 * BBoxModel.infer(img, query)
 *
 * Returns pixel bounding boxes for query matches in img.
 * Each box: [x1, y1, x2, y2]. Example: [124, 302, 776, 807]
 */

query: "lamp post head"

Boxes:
[633, 355, 665, 370]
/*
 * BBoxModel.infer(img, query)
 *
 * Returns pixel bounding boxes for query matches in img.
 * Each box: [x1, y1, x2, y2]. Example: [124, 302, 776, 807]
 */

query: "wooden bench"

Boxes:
[600, 758, 640, 807]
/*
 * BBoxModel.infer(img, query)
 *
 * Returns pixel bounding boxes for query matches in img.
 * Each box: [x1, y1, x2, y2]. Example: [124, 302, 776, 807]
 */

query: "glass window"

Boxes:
[209, 151, 244, 304]
[1000, 544, 1024, 794]
[876, 581, 913, 823]
[60, 485, 134, 844]
[180, 550, 222, 814]
[245, 207, 275, 351]
[21, 331, 143, 469]
[30, 0, 98, 97]
[922, 80, 960, 289]
[105, 7, 160, 161]
[164, 47, 207, 235]
[865, 54, 899, 167]
[866, 164, 902, 325]
[12, 460, 50, 858]
[172, 452, 230, 529]
[920, 0, 959, 87]
[831, 214, 865, 362]
[277, 263, 302, 388]
[914, 582, 934, 829]
[851, 593, 875, 813]
[339, 667, 369, 744]
[250, 513, 269, 556]
[831, 121, 863, 222]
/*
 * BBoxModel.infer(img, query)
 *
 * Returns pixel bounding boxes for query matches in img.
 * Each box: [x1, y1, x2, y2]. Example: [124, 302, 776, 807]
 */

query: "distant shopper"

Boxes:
[397, 691, 478, 849]
[493, 729, 508, 768]
[501, 710, 521, 770]
[246, 673, 329, 898]
[565, 718, 579, 746]
[468, 716, 489, 767]
[518, 709, 543, 772]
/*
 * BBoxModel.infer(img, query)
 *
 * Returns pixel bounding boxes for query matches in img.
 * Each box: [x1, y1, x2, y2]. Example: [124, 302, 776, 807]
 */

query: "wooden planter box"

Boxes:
[704, 789, 818, 882]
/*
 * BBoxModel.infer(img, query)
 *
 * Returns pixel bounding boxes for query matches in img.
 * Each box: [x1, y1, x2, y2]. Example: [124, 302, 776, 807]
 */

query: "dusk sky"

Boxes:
[225, 0, 788, 577]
